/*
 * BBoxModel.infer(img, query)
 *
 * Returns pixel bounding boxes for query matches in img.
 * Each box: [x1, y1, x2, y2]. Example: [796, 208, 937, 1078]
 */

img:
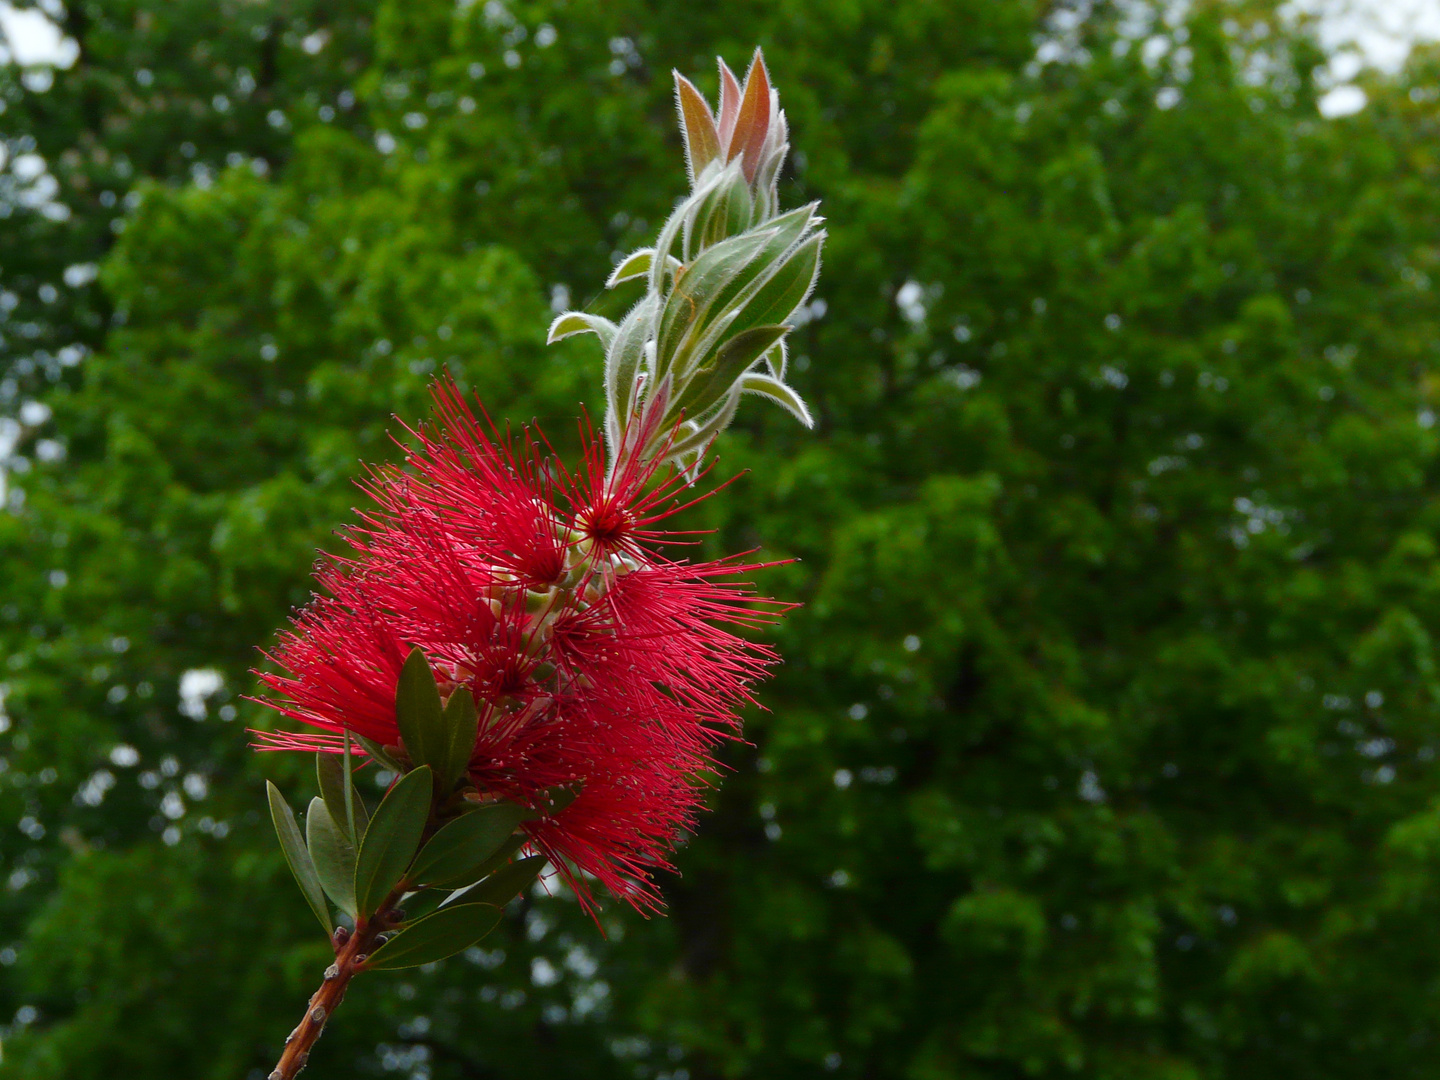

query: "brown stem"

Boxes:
[268, 890, 405, 1080]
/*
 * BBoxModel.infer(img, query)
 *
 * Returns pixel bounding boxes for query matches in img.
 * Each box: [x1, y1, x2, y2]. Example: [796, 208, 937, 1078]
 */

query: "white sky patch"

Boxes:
[1287, 0, 1440, 116]
[177, 668, 224, 720]
[0, 2, 78, 68]
[1290, 0, 1440, 72]
[1318, 84, 1368, 116]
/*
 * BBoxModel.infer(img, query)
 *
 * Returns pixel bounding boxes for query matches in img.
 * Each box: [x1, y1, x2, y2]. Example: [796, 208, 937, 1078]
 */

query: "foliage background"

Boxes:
[3, 1, 1440, 1077]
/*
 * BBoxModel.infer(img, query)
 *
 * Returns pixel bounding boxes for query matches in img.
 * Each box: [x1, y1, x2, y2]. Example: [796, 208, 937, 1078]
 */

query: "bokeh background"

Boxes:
[3, 0, 1440, 1077]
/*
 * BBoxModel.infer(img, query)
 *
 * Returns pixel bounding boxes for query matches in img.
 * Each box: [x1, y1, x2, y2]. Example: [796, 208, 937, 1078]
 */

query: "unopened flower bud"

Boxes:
[525, 587, 557, 614]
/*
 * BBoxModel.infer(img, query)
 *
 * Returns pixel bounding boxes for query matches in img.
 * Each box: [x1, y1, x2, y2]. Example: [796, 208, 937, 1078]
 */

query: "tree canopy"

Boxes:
[4, 2, 1440, 1078]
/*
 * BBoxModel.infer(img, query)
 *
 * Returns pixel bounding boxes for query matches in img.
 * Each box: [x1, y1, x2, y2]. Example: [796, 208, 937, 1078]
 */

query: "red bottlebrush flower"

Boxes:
[255, 378, 785, 912]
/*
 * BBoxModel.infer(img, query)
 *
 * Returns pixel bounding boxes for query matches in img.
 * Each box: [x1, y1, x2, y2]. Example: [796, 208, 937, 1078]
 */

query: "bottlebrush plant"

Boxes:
[254, 48, 823, 1079]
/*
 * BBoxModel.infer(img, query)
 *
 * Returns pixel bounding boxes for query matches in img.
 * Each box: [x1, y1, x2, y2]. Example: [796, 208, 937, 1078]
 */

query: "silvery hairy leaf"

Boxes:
[650, 162, 730, 295]
[546, 311, 619, 349]
[606, 248, 682, 290]
[674, 71, 721, 182]
[685, 164, 753, 259]
[679, 325, 789, 420]
[604, 293, 660, 438]
[740, 371, 813, 427]
[667, 215, 820, 385]
[655, 229, 771, 378]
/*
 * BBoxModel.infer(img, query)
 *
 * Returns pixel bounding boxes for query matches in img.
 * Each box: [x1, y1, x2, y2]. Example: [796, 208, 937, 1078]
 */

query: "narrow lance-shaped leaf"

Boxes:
[695, 166, 754, 252]
[306, 797, 358, 918]
[342, 729, 360, 841]
[740, 372, 813, 428]
[396, 885, 448, 924]
[705, 203, 818, 324]
[675, 72, 721, 181]
[670, 206, 817, 376]
[395, 647, 444, 782]
[604, 293, 659, 428]
[353, 732, 405, 772]
[267, 781, 333, 935]
[655, 227, 770, 375]
[680, 325, 789, 419]
[448, 853, 548, 911]
[716, 57, 742, 152]
[727, 231, 825, 339]
[606, 248, 653, 288]
[436, 685, 479, 793]
[354, 765, 433, 917]
[546, 311, 619, 348]
[682, 175, 735, 263]
[362, 903, 503, 971]
[454, 833, 528, 893]
[731, 48, 772, 183]
[650, 163, 730, 294]
[409, 800, 533, 888]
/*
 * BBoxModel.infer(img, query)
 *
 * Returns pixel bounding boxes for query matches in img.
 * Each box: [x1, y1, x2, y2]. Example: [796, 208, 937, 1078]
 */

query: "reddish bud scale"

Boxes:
[255, 378, 787, 912]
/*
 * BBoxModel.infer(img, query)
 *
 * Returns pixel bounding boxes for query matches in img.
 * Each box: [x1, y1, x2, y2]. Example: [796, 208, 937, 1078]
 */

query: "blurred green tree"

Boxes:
[5, 2, 1440, 1078]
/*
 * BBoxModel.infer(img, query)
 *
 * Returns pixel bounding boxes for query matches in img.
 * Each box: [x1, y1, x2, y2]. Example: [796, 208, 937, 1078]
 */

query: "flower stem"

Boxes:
[268, 894, 402, 1079]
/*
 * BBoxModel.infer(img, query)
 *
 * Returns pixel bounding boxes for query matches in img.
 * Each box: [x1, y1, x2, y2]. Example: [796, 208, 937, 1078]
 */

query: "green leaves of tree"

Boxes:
[395, 647, 480, 794]
[305, 798, 358, 918]
[409, 801, 534, 889]
[361, 853, 545, 971]
[437, 687, 481, 793]
[363, 903, 503, 970]
[454, 853, 548, 910]
[354, 765, 433, 917]
[266, 782, 333, 935]
[395, 648, 444, 779]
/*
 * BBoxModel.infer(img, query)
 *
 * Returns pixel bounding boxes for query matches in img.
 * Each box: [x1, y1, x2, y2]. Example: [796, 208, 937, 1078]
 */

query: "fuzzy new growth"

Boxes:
[549, 47, 823, 476]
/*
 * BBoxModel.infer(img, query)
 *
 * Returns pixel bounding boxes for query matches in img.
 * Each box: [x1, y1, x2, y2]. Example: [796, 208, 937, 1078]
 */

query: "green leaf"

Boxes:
[409, 801, 532, 889]
[306, 797, 358, 917]
[452, 853, 548, 911]
[317, 750, 368, 843]
[397, 886, 447, 923]
[354, 765, 433, 917]
[605, 247, 653, 288]
[696, 166, 754, 250]
[353, 732, 405, 773]
[656, 227, 770, 375]
[546, 310, 618, 347]
[362, 903, 503, 971]
[740, 372, 813, 427]
[605, 293, 660, 425]
[436, 686, 479, 793]
[727, 231, 824, 339]
[395, 647, 444, 782]
[704, 204, 817, 323]
[681, 325, 790, 418]
[674, 72, 720, 180]
[342, 730, 361, 842]
[461, 834, 528, 891]
[266, 782, 332, 935]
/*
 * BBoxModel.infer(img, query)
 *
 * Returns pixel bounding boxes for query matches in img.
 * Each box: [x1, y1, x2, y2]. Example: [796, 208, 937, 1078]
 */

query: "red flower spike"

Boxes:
[254, 376, 787, 914]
